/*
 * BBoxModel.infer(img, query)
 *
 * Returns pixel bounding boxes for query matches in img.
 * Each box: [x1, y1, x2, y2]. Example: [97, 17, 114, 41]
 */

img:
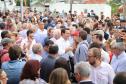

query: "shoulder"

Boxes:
[79, 43, 88, 49]
[21, 38, 27, 43]
[41, 56, 50, 64]
[38, 78, 47, 84]
[101, 62, 113, 70]
[15, 60, 26, 67]
[80, 41, 89, 46]
[56, 37, 62, 43]
[2, 61, 9, 68]
[19, 79, 35, 84]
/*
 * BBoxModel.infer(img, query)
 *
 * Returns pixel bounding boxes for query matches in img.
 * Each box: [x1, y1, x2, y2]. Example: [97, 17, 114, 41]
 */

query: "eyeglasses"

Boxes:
[88, 55, 96, 58]
[73, 72, 78, 77]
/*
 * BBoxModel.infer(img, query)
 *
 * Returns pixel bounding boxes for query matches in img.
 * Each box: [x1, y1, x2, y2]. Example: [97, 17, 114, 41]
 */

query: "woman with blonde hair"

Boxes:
[0, 69, 8, 84]
[49, 68, 71, 84]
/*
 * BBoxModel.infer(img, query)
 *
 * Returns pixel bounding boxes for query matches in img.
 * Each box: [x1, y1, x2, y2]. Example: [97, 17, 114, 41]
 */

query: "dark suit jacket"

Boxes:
[80, 81, 94, 84]
[40, 55, 56, 82]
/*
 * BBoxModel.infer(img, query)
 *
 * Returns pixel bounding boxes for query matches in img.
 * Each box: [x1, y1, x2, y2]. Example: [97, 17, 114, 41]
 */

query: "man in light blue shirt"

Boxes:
[74, 30, 89, 63]
[34, 22, 47, 46]
[110, 40, 126, 73]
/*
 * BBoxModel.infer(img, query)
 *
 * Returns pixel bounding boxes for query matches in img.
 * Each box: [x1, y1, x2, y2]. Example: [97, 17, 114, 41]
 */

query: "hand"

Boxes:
[23, 44, 27, 51]
[65, 47, 73, 52]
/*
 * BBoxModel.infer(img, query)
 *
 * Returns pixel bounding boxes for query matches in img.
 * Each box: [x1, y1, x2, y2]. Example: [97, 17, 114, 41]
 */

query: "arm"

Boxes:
[79, 44, 88, 61]
[108, 65, 115, 84]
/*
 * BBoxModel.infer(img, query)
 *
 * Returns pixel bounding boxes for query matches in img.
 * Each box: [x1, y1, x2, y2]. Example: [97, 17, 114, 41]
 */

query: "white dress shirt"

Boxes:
[101, 49, 110, 63]
[111, 51, 126, 73]
[34, 28, 47, 46]
[90, 62, 115, 84]
[56, 37, 71, 55]
[56, 37, 73, 60]
[30, 54, 43, 62]
[20, 38, 36, 55]
[19, 78, 47, 84]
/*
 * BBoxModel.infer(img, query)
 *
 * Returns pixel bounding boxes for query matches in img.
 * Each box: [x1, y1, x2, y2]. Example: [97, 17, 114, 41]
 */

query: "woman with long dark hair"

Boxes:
[20, 60, 47, 84]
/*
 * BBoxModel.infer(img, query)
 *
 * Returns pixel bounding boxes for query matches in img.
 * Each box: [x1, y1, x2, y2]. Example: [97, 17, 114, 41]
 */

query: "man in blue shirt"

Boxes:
[111, 40, 126, 73]
[2, 45, 25, 84]
[42, 39, 54, 59]
[74, 30, 89, 63]
[34, 22, 47, 46]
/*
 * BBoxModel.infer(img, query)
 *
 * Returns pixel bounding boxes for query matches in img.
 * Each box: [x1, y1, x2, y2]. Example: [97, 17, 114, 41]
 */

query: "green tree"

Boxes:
[108, 0, 122, 14]
[38, 0, 52, 3]
[16, 0, 30, 6]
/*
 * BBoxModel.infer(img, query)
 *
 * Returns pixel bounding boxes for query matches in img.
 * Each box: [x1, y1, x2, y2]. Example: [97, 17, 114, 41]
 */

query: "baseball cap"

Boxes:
[94, 30, 104, 37]
[71, 31, 79, 36]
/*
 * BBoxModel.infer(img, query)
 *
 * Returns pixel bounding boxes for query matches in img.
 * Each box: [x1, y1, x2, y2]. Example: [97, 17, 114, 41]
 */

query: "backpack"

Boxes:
[77, 41, 89, 62]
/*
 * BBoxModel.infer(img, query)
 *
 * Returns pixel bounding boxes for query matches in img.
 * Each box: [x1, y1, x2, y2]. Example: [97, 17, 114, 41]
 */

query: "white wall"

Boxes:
[50, 3, 111, 18]
[0, 1, 16, 11]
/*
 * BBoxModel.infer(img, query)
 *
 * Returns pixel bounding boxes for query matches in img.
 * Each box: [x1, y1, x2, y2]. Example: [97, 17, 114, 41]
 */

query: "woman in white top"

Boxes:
[19, 60, 47, 84]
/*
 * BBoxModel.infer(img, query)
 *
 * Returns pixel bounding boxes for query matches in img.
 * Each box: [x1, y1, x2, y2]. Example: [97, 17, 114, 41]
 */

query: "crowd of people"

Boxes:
[0, 8, 126, 84]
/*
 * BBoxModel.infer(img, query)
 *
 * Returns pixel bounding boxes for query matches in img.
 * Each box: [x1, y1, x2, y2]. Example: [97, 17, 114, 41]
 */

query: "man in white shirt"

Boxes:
[56, 28, 73, 60]
[90, 42, 110, 63]
[19, 23, 28, 39]
[31, 43, 43, 62]
[92, 31, 110, 63]
[21, 29, 36, 55]
[88, 48, 115, 84]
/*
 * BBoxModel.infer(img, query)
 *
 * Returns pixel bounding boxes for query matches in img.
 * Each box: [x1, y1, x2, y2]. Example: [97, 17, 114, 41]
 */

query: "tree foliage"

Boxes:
[38, 0, 52, 3]
[108, 0, 122, 14]
[16, 0, 30, 6]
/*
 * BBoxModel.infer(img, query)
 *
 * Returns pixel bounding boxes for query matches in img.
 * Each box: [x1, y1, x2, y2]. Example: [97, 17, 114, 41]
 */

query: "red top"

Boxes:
[0, 49, 10, 63]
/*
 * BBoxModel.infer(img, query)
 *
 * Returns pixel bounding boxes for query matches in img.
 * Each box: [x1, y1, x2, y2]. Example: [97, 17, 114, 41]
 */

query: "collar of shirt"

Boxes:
[116, 51, 126, 59]
[34, 54, 41, 57]
[79, 40, 88, 46]
[37, 28, 47, 33]
[100, 62, 106, 68]
[91, 61, 105, 69]
[9, 60, 19, 63]
[79, 40, 87, 44]
[80, 79, 92, 83]
[24, 37, 34, 43]
[60, 37, 69, 42]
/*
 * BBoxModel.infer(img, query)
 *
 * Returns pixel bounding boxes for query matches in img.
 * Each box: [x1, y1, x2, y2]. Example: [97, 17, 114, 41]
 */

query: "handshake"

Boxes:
[65, 47, 73, 53]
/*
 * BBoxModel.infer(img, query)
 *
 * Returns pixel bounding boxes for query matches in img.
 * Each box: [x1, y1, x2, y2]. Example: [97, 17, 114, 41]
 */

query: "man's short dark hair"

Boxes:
[89, 42, 101, 49]
[79, 30, 87, 40]
[49, 44, 59, 54]
[9, 45, 22, 60]
[44, 39, 54, 47]
[113, 72, 126, 84]
[61, 28, 69, 35]
[83, 28, 90, 34]
[27, 29, 34, 36]
[1, 30, 9, 39]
